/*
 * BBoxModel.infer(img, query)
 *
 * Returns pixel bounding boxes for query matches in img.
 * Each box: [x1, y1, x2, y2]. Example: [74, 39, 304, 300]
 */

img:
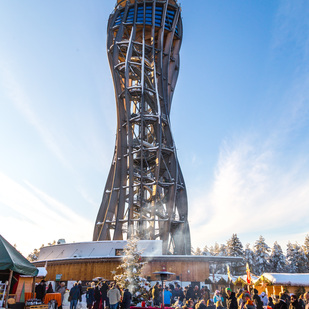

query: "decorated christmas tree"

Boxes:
[114, 237, 150, 305]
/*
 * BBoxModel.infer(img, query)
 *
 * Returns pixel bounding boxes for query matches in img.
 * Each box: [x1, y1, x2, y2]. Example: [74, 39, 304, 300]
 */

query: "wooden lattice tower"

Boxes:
[93, 0, 191, 255]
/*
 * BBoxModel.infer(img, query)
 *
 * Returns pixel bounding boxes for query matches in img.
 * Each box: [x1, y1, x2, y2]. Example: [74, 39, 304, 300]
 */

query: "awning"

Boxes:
[0, 235, 38, 277]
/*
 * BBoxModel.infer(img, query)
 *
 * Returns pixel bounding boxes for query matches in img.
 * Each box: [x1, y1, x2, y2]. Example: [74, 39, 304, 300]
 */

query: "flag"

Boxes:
[246, 263, 251, 284]
[227, 265, 231, 282]
[19, 282, 25, 302]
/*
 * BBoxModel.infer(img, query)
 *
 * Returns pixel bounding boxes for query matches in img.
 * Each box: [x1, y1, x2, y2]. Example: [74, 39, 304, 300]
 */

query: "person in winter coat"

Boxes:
[251, 290, 263, 309]
[121, 289, 132, 309]
[47, 283, 54, 294]
[274, 294, 288, 309]
[243, 293, 256, 309]
[238, 293, 246, 309]
[56, 282, 66, 309]
[283, 292, 291, 308]
[77, 281, 83, 303]
[152, 282, 161, 306]
[100, 281, 110, 308]
[35, 280, 47, 302]
[69, 283, 81, 309]
[193, 286, 201, 302]
[289, 295, 302, 309]
[213, 291, 224, 305]
[164, 286, 173, 306]
[186, 285, 195, 302]
[86, 283, 95, 309]
[252, 290, 261, 305]
[226, 288, 237, 309]
[198, 299, 207, 309]
[215, 300, 224, 309]
[298, 295, 305, 309]
[93, 284, 101, 309]
[107, 284, 121, 309]
[174, 284, 185, 303]
[260, 292, 268, 307]
[304, 293, 309, 309]
[206, 299, 216, 309]
[221, 288, 227, 307]
[268, 297, 275, 309]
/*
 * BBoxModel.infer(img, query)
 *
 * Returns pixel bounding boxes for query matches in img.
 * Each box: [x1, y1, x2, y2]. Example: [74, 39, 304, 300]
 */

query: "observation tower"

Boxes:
[93, 0, 190, 255]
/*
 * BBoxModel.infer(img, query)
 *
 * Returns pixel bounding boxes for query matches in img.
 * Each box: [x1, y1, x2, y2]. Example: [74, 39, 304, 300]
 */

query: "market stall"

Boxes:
[0, 235, 38, 309]
[254, 273, 309, 296]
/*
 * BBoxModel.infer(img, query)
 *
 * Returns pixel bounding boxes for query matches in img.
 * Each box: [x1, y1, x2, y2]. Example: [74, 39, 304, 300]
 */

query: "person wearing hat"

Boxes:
[243, 293, 255, 309]
[121, 288, 132, 309]
[213, 290, 224, 305]
[260, 292, 268, 307]
[225, 288, 237, 309]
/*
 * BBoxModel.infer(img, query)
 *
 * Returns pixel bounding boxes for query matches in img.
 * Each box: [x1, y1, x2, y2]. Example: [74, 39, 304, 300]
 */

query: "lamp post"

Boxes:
[153, 269, 175, 308]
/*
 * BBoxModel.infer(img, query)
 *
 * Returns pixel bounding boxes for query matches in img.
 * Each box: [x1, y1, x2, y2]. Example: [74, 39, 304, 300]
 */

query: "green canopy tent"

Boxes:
[0, 235, 38, 308]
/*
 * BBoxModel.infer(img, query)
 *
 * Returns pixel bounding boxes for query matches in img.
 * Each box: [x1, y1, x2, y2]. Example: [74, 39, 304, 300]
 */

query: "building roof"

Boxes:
[255, 273, 309, 286]
[35, 240, 243, 263]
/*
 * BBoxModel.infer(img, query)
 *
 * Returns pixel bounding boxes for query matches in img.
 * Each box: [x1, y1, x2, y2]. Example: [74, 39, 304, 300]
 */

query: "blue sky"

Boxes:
[1, 0, 309, 256]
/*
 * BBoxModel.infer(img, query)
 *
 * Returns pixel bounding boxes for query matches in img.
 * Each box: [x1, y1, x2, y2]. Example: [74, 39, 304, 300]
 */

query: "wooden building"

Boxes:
[32, 240, 242, 285]
[254, 273, 309, 295]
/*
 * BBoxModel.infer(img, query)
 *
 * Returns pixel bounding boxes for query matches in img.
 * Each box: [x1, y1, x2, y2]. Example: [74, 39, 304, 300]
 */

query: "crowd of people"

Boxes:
[149, 283, 309, 309]
[67, 280, 131, 309]
[161, 286, 309, 309]
[38, 280, 309, 309]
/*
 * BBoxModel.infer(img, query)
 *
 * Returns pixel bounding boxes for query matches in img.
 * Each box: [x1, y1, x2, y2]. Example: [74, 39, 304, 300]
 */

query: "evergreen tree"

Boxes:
[217, 244, 228, 274]
[202, 245, 212, 256]
[286, 242, 298, 273]
[114, 237, 148, 303]
[269, 242, 286, 273]
[27, 248, 40, 262]
[208, 243, 227, 274]
[195, 247, 202, 255]
[209, 243, 220, 256]
[226, 234, 244, 256]
[296, 244, 308, 272]
[286, 242, 308, 273]
[244, 244, 255, 270]
[219, 244, 227, 256]
[226, 234, 245, 275]
[253, 235, 270, 275]
[303, 234, 309, 269]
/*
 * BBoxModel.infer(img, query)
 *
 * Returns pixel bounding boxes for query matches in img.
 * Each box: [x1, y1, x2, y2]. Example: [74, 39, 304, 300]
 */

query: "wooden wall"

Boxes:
[142, 259, 210, 282]
[42, 259, 122, 281]
[36, 258, 210, 283]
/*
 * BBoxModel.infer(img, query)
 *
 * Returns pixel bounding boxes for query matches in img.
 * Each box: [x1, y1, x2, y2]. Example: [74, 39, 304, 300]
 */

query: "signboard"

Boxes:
[55, 274, 62, 281]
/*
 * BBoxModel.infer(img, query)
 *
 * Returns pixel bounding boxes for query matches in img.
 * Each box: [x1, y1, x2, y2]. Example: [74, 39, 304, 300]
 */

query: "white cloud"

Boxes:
[0, 172, 92, 256]
[190, 129, 309, 250]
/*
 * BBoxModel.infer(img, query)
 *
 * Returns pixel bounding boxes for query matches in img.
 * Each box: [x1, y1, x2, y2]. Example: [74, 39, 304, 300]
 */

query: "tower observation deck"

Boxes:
[93, 0, 191, 255]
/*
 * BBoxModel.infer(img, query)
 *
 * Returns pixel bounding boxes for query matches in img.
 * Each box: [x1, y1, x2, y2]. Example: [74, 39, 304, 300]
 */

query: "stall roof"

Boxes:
[256, 273, 309, 287]
[0, 235, 38, 277]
